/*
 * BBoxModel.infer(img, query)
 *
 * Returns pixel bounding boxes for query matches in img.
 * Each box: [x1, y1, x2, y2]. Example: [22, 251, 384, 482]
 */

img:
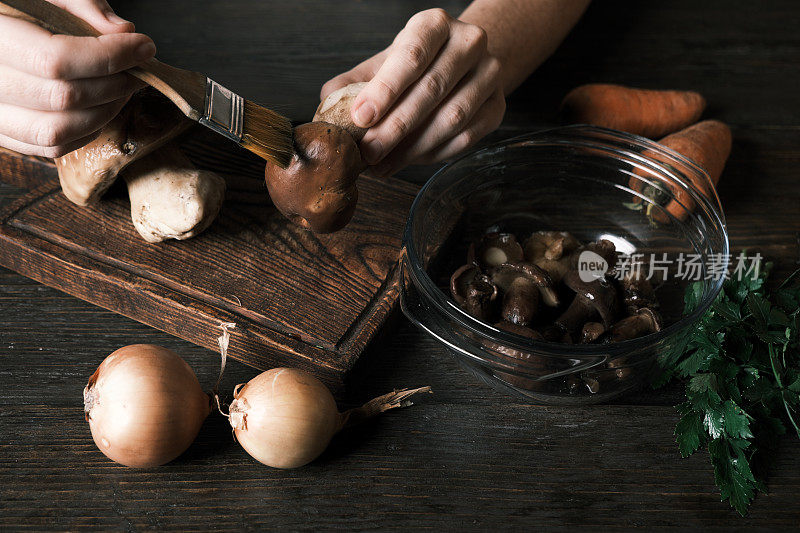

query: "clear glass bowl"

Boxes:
[399, 125, 729, 405]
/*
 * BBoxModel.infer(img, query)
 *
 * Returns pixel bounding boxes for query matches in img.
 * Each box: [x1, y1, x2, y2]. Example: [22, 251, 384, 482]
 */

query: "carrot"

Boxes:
[560, 83, 706, 139]
[628, 120, 731, 223]
[651, 119, 731, 222]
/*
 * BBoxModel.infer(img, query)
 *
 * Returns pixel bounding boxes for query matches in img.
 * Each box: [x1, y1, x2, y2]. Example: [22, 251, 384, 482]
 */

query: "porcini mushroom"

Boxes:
[491, 263, 559, 326]
[469, 232, 524, 270]
[523, 231, 579, 283]
[55, 89, 190, 206]
[450, 264, 498, 320]
[555, 269, 620, 335]
[608, 308, 662, 342]
[265, 122, 363, 233]
[124, 144, 226, 243]
[265, 82, 369, 233]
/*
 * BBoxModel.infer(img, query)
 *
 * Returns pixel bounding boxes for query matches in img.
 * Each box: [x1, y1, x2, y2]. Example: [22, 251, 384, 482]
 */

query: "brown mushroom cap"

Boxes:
[450, 264, 498, 320]
[265, 122, 363, 233]
[500, 276, 541, 326]
[523, 231, 579, 283]
[468, 232, 524, 270]
[491, 262, 560, 308]
[572, 239, 619, 273]
[609, 308, 662, 342]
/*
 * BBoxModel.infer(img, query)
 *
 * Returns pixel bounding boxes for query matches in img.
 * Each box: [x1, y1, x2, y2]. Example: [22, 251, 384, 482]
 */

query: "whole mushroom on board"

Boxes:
[54, 89, 226, 243]
[124, 144, 226, 243]
[55, 89, 191, 206]
[264, 82, 368, 233]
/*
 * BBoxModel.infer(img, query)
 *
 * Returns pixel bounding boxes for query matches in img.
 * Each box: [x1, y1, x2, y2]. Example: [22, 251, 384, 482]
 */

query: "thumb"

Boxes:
[49, 0, 135, 34]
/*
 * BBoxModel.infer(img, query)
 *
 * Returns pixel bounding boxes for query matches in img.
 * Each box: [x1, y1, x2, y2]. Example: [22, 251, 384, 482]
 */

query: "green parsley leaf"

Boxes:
[656, 262, 800, 516]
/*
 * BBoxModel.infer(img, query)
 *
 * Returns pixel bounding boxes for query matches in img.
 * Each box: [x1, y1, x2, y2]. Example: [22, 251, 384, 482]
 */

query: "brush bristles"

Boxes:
[240, 100, 294, 168]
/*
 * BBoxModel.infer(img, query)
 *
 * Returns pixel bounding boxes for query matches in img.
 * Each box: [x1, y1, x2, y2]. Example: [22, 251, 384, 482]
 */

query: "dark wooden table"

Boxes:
[2, 0, 799, 530]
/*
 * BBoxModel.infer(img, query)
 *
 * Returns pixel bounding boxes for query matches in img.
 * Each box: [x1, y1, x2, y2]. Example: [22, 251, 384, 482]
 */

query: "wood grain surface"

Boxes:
[1, 0, 799, 530]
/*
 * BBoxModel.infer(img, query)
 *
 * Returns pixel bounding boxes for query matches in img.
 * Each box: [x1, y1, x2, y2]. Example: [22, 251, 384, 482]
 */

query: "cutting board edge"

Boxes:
[0, 220, 360, 389]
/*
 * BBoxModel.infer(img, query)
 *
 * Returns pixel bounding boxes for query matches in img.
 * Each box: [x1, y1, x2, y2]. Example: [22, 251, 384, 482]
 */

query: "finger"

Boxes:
[359, 26, 488, 165]
[0, 97, 129, 147]
[320, 52, 385, 101]
[350, 8, 451, 129]
[0, 16, 155, 79]
[372, 56, 501, 171]
[0, 65, 145, 110]
[0, 130, 100, 159]
[416, 90, 506, 164]
[374, 89, 505, 176]
[49, 0, 135, 34]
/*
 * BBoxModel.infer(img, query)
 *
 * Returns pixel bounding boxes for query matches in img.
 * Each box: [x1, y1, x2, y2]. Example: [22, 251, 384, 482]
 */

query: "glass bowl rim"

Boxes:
[401, 124, 730, 356]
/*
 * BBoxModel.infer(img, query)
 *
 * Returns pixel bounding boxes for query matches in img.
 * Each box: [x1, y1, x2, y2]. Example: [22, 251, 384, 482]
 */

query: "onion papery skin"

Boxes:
[230, 368, 342, 469]
[84, 344, 210, 468]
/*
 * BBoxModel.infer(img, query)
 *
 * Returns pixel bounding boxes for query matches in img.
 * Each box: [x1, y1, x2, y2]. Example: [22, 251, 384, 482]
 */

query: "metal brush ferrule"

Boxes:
[198, 78, 244, 142]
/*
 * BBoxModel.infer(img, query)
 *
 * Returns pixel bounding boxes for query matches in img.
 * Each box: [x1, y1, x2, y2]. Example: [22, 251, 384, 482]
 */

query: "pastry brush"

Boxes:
[0, 0, 293, 167]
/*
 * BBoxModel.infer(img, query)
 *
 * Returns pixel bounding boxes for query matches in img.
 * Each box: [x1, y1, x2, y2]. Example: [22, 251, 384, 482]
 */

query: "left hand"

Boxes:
[320, 8, 506, 177]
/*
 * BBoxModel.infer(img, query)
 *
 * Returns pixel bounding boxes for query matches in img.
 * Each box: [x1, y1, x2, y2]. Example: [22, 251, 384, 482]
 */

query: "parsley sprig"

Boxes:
[656, 261, 800, 516]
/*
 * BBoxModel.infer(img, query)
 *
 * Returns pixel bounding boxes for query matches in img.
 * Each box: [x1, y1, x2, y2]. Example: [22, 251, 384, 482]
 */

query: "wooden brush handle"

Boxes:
[0, 0, 206, 120]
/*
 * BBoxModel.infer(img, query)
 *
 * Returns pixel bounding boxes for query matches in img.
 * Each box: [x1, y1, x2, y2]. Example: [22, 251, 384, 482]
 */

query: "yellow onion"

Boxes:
[229, 368, 431, 469]
[83, 344, 211, 467]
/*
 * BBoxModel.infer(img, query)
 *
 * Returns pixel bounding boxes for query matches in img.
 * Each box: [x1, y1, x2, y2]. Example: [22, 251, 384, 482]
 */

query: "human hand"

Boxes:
[0, 0, 155, 158]
[320, 8, 505, 177]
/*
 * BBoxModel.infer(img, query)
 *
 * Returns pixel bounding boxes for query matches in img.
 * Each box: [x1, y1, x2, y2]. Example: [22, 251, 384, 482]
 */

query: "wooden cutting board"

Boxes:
[0, 128, 418, 390]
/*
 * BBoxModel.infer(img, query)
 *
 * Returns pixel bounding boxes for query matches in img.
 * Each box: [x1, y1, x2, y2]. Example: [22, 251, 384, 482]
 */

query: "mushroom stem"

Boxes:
[555, 296, 599, 334]
[464, 278, 498, 320]
[501, 277, 541, 326]
[557, 268, 619, 336]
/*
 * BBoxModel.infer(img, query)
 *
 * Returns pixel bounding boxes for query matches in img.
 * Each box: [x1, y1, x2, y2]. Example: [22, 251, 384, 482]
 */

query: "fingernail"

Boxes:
[135, 41, 156, 61]
[105, 11, 130, 25]
[360, 138, 383, 165]
[353, 101, 377, 128]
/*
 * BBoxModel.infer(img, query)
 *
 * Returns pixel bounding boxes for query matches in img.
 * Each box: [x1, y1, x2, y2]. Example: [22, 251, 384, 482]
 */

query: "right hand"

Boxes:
[0, 0, 155, 158]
